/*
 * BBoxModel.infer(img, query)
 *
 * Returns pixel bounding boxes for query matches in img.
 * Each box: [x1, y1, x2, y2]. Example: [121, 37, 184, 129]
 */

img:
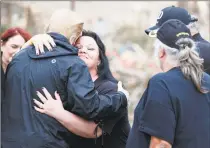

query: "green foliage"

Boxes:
[0, 24, 10, 34]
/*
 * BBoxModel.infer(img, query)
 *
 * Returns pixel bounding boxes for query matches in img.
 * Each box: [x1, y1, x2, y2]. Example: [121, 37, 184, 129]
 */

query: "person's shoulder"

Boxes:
[150, 72, 165, 82]
[58, 55, 85, 68]
[16, 46, 31, 57]
[96, 79, 117, 94]
[149, 68, 181, 87]
[149, 72, 168, 84]
[10, 47, 31, 63]
[70, 57, 87, 68]
[196, 42, 210, 52]
[201, 72, 210, 93]
[196, 42, 210, 59]
[152, 67, 181, 79]
[97, 79, 117, 89]
[101, 80, 117, 88]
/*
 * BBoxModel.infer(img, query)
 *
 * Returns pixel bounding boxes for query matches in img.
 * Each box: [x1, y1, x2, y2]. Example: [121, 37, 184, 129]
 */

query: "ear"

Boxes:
[1, 40, 5, 52]
[159, 48, 165, 59]
[98, 60, 101, 66]
[69, 35, 76, 45]
[1, 40, 4, 46]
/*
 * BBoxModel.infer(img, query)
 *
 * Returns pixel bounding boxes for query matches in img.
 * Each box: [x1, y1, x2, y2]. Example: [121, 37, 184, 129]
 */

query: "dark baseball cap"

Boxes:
[157, 19, 192, 49]
[145, 6, 198, 36]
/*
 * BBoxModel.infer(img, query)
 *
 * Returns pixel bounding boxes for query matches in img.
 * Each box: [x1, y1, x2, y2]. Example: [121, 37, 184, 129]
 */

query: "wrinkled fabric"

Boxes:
[193, 33, 210, 75]
[201, 72, 210, 92]
[69, 78, 130, 148]
[1, 32, 127, 148]
[127, 67, 210, 148]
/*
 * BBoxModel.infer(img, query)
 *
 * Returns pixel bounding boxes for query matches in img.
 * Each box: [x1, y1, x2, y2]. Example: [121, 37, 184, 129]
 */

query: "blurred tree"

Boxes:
[191, 0, 199, 14]
[178, 1, 188, 9]
[25, 6, 36, 35]
[113, 14, 155, 54]
[71, 0, 75, 11]
[0, 25, 9, 34]
[1, 2, 12, 26]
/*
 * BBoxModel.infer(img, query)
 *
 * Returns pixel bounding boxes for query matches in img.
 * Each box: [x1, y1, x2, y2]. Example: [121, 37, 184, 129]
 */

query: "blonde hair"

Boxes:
[155, 38, 207, 93]
[45, 9, 84, 44]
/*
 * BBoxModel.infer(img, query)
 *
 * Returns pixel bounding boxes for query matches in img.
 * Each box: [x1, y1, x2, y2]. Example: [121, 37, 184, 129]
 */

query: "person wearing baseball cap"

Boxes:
[145, 5, 210, 75]
[127, 19, 210, 148]
[145, 6, 198, 36]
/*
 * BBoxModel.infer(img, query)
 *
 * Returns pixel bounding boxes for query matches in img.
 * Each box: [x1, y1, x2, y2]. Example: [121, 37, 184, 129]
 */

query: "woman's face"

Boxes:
[1, 34, 26, 61]
[76, 36, 100, 71]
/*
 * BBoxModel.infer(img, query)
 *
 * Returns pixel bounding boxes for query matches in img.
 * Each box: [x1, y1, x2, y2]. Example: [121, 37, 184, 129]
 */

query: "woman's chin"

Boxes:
[79, 57, 89, 65]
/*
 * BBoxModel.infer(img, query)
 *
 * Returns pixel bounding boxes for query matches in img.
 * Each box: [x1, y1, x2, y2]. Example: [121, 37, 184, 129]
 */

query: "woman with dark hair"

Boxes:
[26, 30, 130, 148]
[82, 31, 117, 83]
[1, 27, 31, 99]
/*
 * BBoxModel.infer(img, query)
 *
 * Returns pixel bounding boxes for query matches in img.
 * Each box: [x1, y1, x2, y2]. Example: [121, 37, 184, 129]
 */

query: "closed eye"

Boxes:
[11, 45, 19, 49]
[87, 48, 95, 51]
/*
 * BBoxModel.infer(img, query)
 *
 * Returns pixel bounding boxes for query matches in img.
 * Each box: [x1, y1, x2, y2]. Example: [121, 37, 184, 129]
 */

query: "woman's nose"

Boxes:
[79, 46, 87, 53]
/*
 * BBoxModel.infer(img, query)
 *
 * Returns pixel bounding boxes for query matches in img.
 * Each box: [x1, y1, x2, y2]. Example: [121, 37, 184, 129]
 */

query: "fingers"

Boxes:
[42, 87, 53, 100]
[34, 106, 45, 113]
[42, 34, 55, 51]
[54, 91, 61, 101]
[33, 99, 44, 109]
[36, 91, 47, 103]
[118, 81, 123, 90]
[40, 34, 55, 51]
[32, 35, 44, 54]
[117, 81, 129, 99]
[43, 40, 52, 51]
[31, 34, 56, 55]
[37, 41, 45, 54]
[34, 42, 40, 55]
[46, 35, 56, 48]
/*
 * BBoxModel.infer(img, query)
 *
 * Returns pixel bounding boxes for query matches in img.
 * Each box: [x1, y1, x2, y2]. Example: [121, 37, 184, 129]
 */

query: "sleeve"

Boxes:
[95, 81, 125, 134]
[98, 113, 125, 135]
[138, 79, 176, 145]
[97, 81, 117, 95]
[65, 61, 127, 120]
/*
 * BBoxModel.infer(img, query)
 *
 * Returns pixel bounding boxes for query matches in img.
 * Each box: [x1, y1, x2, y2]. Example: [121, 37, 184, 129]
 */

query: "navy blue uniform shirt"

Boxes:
[193, 33, 210, 75]
[126, 67, 210, 148]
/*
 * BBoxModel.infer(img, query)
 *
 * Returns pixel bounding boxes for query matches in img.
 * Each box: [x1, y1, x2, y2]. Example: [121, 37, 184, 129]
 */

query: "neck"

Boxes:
[89, 69, 98, 81]
[1, 55, 10, 73]
[162, 61, 178, 72]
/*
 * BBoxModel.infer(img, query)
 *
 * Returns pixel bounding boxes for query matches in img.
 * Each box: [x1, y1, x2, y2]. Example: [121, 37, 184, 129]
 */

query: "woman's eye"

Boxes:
[11, 45, 18, 49]
[88, 48, 95, 51]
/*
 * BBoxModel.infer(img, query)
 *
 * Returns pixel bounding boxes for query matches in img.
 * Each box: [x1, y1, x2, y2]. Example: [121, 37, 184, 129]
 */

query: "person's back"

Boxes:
[1, 9, 84, 148]
[127, 19, 209, 148]
[128, 67, 210, 148]
[196, 42, 210, 75]
[157, 68, 209, 147]
[1, 33, 81, 148]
